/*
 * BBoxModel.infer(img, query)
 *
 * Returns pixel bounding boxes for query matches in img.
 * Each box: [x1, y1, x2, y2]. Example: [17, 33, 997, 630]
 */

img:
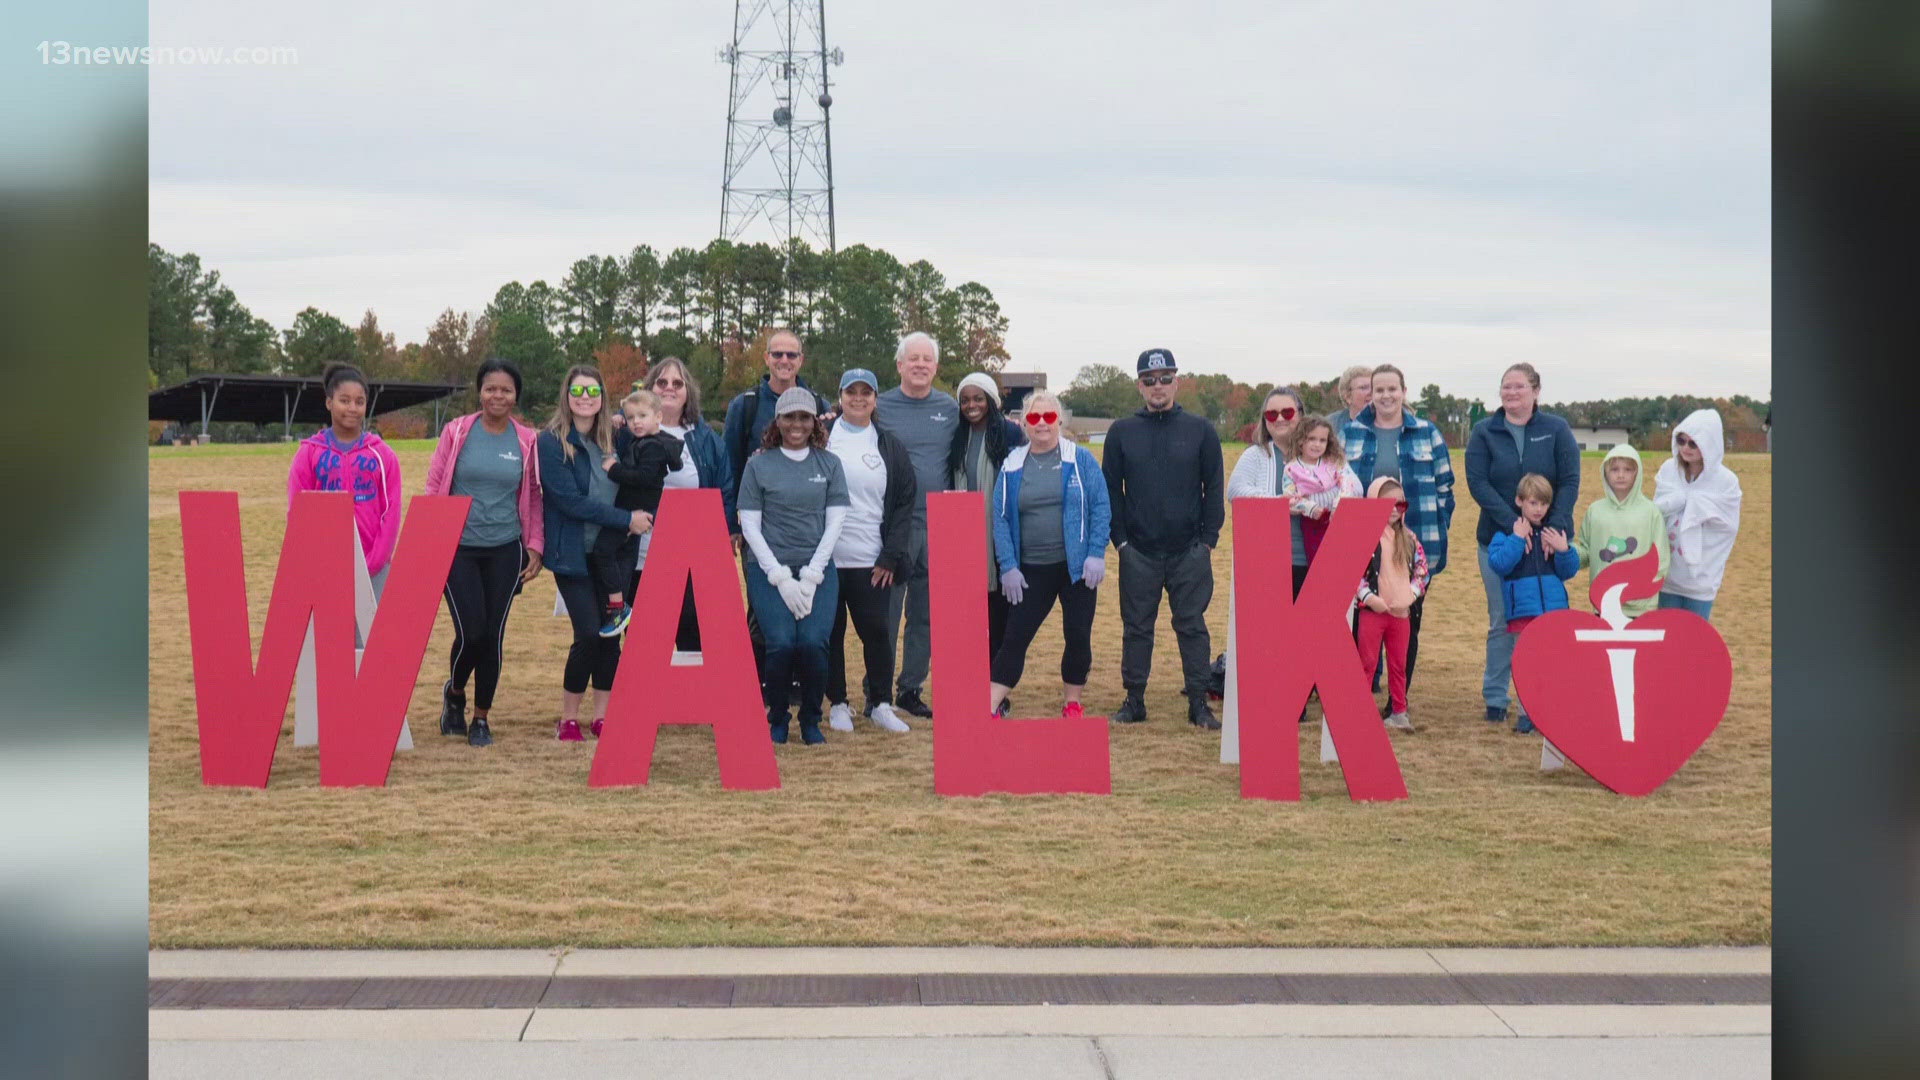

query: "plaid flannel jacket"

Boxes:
[1340, 407, 1457, 575]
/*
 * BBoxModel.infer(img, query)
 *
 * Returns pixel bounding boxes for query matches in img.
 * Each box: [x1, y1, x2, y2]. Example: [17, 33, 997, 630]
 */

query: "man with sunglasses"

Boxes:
[722, 328, 832, 500]
[1101, 348, 1226, 730]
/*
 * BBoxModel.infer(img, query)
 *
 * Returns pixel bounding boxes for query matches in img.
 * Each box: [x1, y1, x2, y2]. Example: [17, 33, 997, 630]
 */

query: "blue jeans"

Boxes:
[745, 560, 840, 724]
[1657, 592, 1714, 620]
[1477, 544, 1522, 715]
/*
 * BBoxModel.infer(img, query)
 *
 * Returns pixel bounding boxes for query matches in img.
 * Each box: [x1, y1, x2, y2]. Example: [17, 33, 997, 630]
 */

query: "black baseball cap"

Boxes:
[1137, 348, 1177, 375]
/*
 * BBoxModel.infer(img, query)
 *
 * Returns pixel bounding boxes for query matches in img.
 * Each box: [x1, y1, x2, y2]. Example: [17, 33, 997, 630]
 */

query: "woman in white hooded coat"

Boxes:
[1652, 408, 1743, 620]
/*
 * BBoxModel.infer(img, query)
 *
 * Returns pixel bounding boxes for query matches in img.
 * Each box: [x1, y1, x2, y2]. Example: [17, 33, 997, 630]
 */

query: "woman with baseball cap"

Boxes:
[822, 369, 917, 733]
[946, 370, 1027, 709]
[736, 386, 850, 744]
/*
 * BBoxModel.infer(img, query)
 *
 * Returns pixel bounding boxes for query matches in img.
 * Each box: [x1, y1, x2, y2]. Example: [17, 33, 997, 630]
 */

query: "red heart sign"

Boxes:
[1511, 558, 1732, 796]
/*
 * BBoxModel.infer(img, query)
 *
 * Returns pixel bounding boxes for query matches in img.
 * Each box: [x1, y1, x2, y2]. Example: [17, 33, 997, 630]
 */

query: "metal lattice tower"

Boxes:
[719, 0, 842, 252]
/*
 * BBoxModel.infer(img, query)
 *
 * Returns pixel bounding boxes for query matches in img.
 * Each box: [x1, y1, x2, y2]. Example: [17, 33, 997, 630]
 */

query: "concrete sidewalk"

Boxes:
[150, 946, 1769, 1033]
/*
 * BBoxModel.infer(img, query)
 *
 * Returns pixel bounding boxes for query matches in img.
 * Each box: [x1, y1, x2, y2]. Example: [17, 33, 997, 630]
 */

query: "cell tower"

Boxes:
[719, 1, 843, 252]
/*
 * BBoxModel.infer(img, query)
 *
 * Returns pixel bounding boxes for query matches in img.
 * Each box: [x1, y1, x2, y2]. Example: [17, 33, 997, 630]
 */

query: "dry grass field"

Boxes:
[149, 439, 1770, 948]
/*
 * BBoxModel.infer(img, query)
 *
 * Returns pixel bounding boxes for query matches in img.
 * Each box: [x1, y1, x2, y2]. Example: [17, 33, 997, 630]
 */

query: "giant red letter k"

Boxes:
[1232, 496, 1408, 801]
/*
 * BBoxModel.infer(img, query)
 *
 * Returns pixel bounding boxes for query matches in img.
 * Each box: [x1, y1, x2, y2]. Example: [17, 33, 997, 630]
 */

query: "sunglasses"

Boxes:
[567, 384, 603, 398]
[769, 350, 801, 360]
[1263, 407, 1298, 423]
[1140, 373, 1176, 387]
[1393, 499, 1409, 512]
[1025, 411, 1059, 426]
[653, 377, 685, 390]
[1674, 434, 1695, 447]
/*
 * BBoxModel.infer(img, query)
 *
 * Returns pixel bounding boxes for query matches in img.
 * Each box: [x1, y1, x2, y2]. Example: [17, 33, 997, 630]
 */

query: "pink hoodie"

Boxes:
[424, 412, 545, 555]
[288, 429, 404, 574]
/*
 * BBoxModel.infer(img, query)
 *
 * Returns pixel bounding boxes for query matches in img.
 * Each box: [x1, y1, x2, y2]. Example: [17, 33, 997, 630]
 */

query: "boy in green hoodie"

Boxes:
[1573, 443, 1670, 617]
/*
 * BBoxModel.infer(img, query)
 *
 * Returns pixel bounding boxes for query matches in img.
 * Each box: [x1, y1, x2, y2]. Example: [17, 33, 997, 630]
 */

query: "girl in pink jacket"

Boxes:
[286, 363, 404, 586]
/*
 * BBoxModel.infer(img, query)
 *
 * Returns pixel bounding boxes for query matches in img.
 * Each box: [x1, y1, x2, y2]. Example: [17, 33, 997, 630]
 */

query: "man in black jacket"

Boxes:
[722, 328, 833, 499]
[1101, 348, 1226, 730]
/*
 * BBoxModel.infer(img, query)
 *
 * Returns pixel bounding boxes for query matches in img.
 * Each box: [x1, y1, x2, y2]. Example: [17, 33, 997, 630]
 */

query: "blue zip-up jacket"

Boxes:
[1486, 526, 1580, 622]
[990, 438, 1112, 584]
[537, 428, 634, 579]
[722, 375, 831, 500]
[1464, 408, 1581, 547]
[616, 418, 737, 532]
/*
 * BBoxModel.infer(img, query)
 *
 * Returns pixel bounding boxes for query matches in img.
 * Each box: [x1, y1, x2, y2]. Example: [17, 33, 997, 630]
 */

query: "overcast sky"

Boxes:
[149, 0, 1768, 402]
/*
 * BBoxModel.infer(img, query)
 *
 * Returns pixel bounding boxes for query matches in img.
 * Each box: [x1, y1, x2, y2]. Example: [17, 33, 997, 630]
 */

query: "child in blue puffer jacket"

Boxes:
[1487, 472, 1580, 634]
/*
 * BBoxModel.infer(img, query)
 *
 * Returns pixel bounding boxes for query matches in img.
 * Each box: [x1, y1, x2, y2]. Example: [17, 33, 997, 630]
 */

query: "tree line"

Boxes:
[149, 239, 1011, 425]
[1058, 363, 1768, 448]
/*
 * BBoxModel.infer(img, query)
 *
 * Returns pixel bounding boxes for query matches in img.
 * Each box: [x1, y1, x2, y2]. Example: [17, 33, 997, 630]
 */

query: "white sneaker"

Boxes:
[867, 702, 911, 733]
[1385, 711, 1414, 732]
[827, 702, 855, 733]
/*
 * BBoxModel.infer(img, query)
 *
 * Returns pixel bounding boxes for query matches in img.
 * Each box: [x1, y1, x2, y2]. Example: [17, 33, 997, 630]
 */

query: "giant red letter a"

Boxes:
[588, 487, 779, 790]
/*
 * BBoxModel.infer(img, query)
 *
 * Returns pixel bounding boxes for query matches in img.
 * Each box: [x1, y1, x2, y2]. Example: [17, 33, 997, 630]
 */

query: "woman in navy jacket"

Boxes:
[1463, 362, 1581, 725]
[537, 365, 653, 740]
[616, 356, 734, 652]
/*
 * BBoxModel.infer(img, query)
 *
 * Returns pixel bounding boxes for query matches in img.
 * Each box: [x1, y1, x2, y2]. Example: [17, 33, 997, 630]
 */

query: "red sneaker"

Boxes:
[589, 717, 604, 738]
[1061, 702, 1085, 720]
[556, 717, 585, 742]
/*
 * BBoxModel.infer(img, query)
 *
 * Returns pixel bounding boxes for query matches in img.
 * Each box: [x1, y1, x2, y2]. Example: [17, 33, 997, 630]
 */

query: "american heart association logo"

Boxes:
[1511, 554, 1732, 796]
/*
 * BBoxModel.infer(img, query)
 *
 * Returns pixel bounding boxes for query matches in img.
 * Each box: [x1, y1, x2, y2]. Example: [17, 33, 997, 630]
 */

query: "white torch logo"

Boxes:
[1572, 580, 1665, 741]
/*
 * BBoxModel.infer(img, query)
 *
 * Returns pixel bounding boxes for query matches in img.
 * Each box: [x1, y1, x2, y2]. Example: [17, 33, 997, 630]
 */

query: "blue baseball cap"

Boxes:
[839, 368, 879, 392]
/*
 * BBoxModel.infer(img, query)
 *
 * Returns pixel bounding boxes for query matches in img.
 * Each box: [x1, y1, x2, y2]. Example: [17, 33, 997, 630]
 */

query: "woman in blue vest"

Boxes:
[1463, 362, 1580, 731]
[985, 392, 1113, 720]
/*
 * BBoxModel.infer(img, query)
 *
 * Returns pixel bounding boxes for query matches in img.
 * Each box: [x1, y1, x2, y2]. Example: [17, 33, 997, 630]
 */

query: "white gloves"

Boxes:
[1081, 557, 1106, 589]
[1000, 567, 1027, 605]
[795, 566, 825, 617]
[765, 564, 807, 619]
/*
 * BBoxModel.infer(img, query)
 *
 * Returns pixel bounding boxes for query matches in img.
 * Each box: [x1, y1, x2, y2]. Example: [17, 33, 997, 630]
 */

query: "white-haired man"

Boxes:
[872, 330, 958, 718]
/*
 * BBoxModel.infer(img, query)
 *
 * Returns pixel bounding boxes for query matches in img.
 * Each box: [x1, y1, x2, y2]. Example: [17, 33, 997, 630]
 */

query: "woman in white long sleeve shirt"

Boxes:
[1652, 408, 1742, 620]
[736, 387, 850, 744]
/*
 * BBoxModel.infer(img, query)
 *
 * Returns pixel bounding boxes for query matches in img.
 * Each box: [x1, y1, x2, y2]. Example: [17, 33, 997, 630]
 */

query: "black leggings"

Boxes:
[991, 561, 1098, 689]
[554, 572, 620, 694]
[444, 540, 524, 711]
[987, 588, 1011, 671]
[828, 566, 895, 707]
[627, 568, 703, 652]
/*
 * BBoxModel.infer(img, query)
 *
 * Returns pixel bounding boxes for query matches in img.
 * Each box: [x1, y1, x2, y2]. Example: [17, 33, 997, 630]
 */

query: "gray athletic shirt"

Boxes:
[452, 424, 525, 547]
[1017, 447, 1067, 565]
[1370, 420, 1403, 484]
[738, 447, 851, 567]
[875, 387, 959, 524]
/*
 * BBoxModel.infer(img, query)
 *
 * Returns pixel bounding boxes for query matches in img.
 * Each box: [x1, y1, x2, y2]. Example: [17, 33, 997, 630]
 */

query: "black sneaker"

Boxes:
[799, 720, 826, 745]
[1110, 692, 1149, 725]
[1484, 705, 1508, 724]
[467, 717, 492, 747]
[995, 696, 1012, 718]
[1188, 699, 1221, 731]
[895, 690, 934, 719]
[440, 681, 467, 736]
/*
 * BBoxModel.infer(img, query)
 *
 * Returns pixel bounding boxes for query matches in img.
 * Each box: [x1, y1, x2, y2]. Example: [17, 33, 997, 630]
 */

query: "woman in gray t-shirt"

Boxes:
[737, 388, 850, 745]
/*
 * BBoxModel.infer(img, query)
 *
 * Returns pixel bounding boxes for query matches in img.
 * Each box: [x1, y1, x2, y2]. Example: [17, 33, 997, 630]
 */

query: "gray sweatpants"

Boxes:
[887, 524, 932, 698]
[1117, 542, 1214, 699]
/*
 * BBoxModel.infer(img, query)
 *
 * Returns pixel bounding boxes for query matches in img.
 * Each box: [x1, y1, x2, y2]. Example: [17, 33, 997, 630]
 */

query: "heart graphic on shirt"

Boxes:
[862, 453, 882, 470]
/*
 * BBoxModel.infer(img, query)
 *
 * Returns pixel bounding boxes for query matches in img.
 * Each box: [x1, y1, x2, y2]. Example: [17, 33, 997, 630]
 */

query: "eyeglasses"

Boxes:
[1140, 373, 1176, 387]
[1025, 411, 1059, 426]
[1263, 407, 1297, 423]
[567, 384, 602, 398]
[653, 378, 685, 390]
[1674, 434, 1695, 447]
[769, 350, 801, 360]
